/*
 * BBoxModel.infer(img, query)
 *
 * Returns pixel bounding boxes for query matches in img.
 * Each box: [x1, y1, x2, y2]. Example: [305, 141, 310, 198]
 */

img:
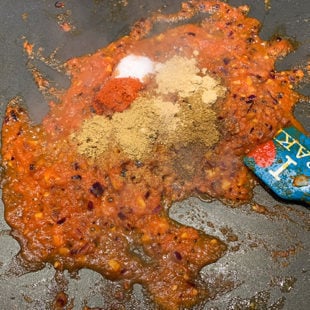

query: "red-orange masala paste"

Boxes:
[1, 1, 305, 309]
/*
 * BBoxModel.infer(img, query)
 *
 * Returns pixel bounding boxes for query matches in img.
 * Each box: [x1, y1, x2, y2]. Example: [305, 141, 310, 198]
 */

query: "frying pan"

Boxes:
[0, 0, 309, 309]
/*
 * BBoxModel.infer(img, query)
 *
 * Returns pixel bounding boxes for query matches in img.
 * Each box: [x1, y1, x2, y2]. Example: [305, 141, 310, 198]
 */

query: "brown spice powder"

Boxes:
[155, 56, 201, 97]
[111, 96, 180, 159]
[71, 96, 180, 160]
[155, 55, 226, 105]
[173, 94, 219, 147]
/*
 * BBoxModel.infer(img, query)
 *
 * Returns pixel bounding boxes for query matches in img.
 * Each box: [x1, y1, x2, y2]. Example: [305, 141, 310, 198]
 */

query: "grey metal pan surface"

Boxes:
[0, 0, 309, 309]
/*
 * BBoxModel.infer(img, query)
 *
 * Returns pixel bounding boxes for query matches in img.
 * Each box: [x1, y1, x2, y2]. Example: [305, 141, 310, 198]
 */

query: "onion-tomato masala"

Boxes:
[1, 1, 306, 309]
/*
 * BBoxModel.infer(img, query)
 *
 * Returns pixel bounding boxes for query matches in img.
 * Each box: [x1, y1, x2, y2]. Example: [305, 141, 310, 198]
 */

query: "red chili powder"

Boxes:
[94, 77, 143, 113]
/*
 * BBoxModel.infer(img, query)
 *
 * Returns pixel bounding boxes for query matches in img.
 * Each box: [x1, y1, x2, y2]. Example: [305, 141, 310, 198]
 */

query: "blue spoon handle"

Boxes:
[244, 126, 310, 204]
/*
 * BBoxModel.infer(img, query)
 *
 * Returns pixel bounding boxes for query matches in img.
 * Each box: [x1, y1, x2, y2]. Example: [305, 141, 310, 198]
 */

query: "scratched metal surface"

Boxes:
[0, 0, 309, 309]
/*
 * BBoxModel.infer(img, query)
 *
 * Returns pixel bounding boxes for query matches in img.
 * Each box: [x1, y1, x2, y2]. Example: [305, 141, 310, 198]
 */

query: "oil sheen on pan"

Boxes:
[0, 0, 309, 309]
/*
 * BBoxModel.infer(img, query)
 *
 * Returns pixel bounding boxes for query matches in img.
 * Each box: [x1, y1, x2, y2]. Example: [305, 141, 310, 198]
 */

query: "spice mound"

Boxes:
[1, 0, 305, 309]
[72, 55, 224, 161]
